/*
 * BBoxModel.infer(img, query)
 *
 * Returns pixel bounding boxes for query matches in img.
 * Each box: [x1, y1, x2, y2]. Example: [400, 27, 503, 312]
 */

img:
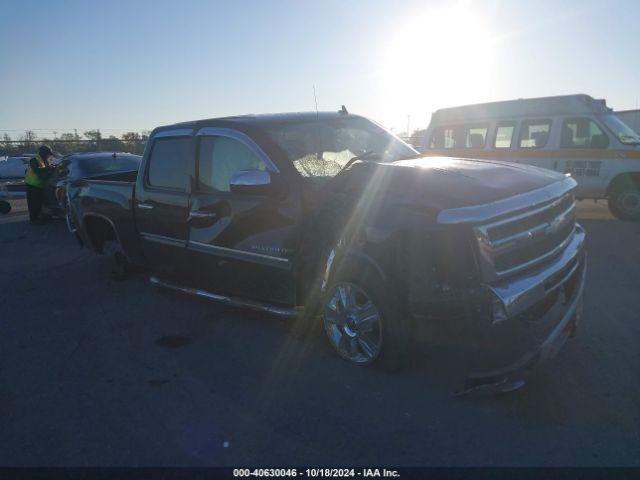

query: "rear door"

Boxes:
[135, 131, 194, 278]
[186, 128, 298, 305]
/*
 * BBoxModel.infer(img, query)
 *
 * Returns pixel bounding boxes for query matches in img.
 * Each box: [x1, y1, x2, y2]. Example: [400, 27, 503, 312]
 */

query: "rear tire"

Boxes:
[321, 268, 410, 371]
[103, 239, 130, 281]
[608, 185, 640, 221]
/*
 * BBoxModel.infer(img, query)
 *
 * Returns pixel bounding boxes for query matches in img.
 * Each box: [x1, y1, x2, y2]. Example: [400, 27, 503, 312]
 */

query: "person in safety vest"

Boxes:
[25, 145, 54, 224]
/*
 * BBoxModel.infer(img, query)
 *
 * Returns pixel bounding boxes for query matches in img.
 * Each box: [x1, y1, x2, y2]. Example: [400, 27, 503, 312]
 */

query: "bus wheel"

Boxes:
[609, 185, 640, 221]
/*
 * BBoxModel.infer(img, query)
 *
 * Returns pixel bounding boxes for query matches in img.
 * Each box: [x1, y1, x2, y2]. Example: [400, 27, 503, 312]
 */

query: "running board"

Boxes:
[149, 275, 300, 317]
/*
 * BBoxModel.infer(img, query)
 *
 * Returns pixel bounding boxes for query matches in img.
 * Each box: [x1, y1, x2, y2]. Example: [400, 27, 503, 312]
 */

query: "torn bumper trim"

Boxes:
[460, 253, 586, 394]
[488, 224, 586, 319]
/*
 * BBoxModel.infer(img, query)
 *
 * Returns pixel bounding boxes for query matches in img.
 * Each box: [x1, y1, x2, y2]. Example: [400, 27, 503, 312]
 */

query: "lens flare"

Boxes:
[380, 3, 495, 131]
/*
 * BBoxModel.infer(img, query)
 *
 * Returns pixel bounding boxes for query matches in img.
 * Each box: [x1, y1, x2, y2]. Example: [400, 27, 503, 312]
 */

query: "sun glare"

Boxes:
[380, 3, 495, 131]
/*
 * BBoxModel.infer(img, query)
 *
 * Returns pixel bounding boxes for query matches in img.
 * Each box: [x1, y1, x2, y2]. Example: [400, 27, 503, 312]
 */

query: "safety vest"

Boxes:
[24, 154, 46, 188]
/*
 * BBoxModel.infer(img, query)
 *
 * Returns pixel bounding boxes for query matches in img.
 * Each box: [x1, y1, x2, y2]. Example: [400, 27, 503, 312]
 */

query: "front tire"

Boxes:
[608, 185, 640, 221]
[322, 270, 409, 370]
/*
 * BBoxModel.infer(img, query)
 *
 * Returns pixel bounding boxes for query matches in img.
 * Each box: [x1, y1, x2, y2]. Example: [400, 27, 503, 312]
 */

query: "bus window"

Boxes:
[429, 126, 458, 149]
[519, 119, 552, 148]
[465, 125, 488, 148]
[494, 122, 515, 148]
[561, 117, 609, 148]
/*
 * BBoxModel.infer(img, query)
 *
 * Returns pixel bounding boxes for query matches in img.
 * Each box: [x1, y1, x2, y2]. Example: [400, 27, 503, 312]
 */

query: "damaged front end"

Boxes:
[410, 177, 587, 394]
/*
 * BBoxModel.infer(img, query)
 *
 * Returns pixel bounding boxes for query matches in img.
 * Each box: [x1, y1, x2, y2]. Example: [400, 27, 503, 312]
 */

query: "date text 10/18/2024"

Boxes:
[233, 469, 401, 478]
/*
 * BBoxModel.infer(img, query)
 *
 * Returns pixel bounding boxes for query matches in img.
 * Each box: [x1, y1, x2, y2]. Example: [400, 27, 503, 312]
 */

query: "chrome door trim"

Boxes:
[195, 127, 280, 173]
[140, 232, 186, 248]
[187, 240, 291, 270]
[437, 177, 577, 225]
[149, 275, 299, 317]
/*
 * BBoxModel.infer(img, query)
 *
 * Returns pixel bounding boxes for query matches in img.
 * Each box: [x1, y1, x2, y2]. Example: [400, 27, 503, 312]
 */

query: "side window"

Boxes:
[519, 119, 551, 148]
[494, 122, 515, 148]
[147, 137, 191, 190]
[464, 124, 488, 148]
[429, 126, 457, 149]
[198, 136, 267, 192]
[560, 117, 609, 149]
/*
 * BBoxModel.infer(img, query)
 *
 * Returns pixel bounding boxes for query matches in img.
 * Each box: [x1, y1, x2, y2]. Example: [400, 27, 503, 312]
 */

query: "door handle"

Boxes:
[137, 202, 154, 210]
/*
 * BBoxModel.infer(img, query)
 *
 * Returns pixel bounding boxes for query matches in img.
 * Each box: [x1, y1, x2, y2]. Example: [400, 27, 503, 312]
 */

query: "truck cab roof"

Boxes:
[152, 111, 365, 136]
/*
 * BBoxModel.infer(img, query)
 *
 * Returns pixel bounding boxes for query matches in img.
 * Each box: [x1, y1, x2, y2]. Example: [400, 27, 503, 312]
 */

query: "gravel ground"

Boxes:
[1, 199, 639, 466]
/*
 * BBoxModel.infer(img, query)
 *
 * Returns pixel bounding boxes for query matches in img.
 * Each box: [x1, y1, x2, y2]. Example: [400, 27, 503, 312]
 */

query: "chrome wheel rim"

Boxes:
[323, 282, 382, 364]
[619, 189, 640, 216]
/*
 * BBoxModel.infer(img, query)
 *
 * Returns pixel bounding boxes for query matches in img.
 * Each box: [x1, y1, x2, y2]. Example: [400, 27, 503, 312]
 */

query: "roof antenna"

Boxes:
[313, 85, 319, 120]
[339, 105, 348, 115]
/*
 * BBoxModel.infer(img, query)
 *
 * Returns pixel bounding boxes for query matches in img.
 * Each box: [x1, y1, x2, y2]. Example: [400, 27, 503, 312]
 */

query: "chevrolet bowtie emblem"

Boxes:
[545, 217, 562, 235]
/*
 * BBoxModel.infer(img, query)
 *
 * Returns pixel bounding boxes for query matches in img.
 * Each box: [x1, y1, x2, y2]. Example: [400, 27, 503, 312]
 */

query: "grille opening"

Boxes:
[494, 222, 575, 273]
[474, 188, 577, 280]
[486, 193, 574, 242]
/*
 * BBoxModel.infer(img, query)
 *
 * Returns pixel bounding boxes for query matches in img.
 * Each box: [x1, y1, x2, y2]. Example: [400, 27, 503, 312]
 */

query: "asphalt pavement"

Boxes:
[1, 199, 639, 466]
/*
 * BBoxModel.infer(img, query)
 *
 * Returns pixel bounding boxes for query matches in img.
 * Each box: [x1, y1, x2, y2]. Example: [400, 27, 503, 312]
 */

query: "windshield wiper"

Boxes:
[352, 150, 382, 162]
[396, 152, 423, 160]
[338, 150, 382, 174]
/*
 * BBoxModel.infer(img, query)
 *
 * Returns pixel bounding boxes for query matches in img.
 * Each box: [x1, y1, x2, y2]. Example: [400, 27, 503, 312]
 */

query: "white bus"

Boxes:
[417, 94, 640, 220]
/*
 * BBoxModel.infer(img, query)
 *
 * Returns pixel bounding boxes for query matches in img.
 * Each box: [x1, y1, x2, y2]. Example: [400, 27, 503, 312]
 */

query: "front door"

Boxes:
[186, 129, 298, 305]
[553, 116, 610, 198]
[135, 134, 194, 279]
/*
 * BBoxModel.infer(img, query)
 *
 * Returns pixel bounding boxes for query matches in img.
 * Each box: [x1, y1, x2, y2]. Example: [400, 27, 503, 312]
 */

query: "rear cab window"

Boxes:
[147, 137, 191, 190]
[519, 119, 552, 148]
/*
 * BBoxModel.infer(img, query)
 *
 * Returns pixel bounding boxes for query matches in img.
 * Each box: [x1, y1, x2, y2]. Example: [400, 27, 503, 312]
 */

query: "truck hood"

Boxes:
[348, 156, 568, 214]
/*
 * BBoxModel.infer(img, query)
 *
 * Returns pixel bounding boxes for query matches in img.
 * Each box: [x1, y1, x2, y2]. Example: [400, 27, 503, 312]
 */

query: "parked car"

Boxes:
[43, 152, 141, 218]
[415, 94, 640, 220]
[0, 154, 35, 179]
[67, 111, 586, 393]
[0, 152, 141, 219]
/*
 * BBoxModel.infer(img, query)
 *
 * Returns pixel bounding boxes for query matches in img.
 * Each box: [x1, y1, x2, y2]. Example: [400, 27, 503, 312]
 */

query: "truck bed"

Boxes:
[68, 170, 145, 264]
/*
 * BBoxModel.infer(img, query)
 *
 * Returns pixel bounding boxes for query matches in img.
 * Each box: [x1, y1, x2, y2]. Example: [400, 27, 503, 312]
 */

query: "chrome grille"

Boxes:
[474, 191, 577, 280]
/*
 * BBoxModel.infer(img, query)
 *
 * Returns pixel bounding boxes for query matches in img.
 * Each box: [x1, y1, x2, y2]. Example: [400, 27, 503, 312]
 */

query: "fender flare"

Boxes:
[321, 241, 387, 294]
[81, 213, 121, 254]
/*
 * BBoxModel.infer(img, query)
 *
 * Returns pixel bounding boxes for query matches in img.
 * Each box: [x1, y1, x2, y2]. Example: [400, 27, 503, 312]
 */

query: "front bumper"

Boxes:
[457, 225, 587, 393]
[488, 224, 586, 319]
[0, 180, 27, 200]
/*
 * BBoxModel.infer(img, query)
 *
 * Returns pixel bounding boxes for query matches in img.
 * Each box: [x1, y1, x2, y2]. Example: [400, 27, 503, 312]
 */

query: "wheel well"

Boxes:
[606, 172, 640, 197]
[83, 216, 117, 253]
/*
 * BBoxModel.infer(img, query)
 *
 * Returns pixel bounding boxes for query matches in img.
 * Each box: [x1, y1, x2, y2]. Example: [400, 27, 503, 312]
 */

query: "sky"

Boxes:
[1, 0, 639, 137]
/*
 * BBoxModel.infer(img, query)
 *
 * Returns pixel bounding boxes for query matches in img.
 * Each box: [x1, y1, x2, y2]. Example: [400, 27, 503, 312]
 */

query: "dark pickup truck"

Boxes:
[68, 111, 586, 393]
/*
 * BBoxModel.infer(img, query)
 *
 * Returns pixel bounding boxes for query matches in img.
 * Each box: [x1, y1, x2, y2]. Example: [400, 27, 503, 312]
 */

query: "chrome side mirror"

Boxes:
[229, 169, 271, 188]
[229, 169, 280, 196]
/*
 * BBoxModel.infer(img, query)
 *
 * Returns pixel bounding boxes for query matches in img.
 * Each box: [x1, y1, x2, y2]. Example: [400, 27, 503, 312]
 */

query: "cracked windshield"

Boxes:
[267, 117, 417, 180]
